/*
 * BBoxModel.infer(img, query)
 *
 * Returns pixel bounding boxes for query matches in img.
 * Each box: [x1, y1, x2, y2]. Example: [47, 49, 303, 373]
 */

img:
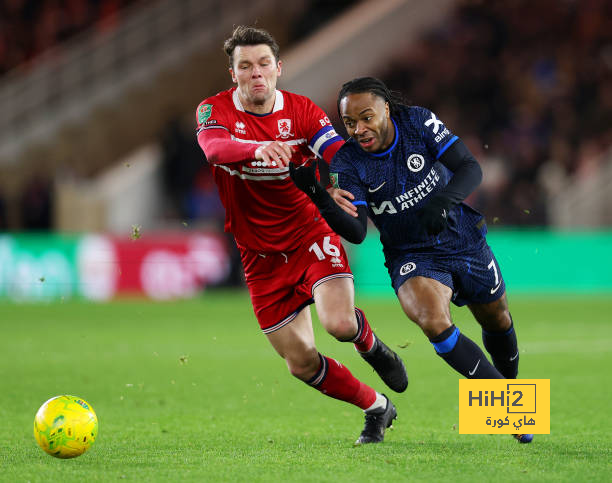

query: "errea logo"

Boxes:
[235, 121, 246, 134]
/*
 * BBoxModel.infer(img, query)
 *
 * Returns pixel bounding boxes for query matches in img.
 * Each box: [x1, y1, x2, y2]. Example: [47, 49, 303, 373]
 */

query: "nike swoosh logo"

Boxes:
[368, 181, 386, 193]
[509, 351, 519, 362]
[490, 281, 503, 294]
[468, 359, 480, 376]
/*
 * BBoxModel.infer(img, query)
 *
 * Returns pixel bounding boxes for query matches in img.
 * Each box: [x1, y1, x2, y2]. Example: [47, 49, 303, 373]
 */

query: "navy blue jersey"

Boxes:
[330, 105, 485, 261]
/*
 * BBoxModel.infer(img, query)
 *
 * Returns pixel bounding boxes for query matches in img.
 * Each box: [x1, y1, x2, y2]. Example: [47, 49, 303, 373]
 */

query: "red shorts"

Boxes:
[239, 232, 353, 333]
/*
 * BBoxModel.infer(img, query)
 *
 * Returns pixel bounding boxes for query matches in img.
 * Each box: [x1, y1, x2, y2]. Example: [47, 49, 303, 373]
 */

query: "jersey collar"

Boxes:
[232, 88, 284, 114]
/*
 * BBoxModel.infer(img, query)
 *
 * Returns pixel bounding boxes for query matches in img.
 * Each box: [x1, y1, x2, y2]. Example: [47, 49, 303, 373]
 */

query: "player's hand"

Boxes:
[417, 195, 453, 236]
[328, 187, 357, 217]
[289, 162, 321, 196]
[255, 141, 293, 167]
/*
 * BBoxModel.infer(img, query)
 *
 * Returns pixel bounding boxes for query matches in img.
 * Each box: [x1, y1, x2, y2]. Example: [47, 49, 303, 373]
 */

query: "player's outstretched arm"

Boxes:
[328, 187, 358, 216]
[289, 162, 367, 244]
[197, 128, 259, 165]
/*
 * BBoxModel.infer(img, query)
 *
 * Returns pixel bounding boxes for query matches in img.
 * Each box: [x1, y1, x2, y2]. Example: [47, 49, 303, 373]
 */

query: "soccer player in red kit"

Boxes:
[196, 26, 408, 444]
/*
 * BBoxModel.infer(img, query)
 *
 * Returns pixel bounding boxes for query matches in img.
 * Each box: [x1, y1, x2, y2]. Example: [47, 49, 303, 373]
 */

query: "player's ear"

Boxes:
[385, 102, 390, 119]
[276, 59, 282, 77]
[229, 68, 237, 84]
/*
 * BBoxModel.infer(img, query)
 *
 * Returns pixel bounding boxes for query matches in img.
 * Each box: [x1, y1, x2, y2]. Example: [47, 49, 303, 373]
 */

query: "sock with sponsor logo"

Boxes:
[351, 307, 375, 353]
[306, 353, 377, 409]
[430, 325, 503, 379]
[482, 316, 519, 379]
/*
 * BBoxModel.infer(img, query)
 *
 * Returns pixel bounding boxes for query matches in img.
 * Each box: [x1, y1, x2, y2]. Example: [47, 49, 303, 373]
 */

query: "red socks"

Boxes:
[352, 307, 375, 353]
[307, 354, 376, 410]
[303, 308, 378, 410]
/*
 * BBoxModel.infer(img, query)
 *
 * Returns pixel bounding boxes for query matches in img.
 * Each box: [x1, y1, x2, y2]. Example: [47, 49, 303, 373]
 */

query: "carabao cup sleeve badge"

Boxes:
[330, 172, 339, 188]
[197, 104, 213, 125]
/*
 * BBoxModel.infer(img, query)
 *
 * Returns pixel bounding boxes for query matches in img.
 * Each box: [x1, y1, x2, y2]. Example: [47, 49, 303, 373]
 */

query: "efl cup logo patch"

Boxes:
[407, 154, 425, 172]
[197, 104, 212, 125]
[330, 172, 339, 188]
[400, 262, 416, 276]
[276, 119, 294, 139]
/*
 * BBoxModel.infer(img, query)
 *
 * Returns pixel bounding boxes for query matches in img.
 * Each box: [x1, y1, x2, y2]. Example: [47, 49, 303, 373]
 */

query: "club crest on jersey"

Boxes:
[197, 104, 212, 125]
[400, 262, 416, 275]
[235, 121, 246, 134]
[407, 154, 425, 172]
[276, 119, 294, 139]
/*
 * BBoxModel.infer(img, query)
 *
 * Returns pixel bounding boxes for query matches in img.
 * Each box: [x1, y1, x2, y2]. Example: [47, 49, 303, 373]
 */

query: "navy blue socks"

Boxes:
[482, 317, 519, 379]
[430, 325, 503, 379]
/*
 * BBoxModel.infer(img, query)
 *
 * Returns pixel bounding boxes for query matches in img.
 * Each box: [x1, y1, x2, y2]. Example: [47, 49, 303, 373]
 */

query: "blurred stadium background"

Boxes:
[2, 4, 612, 480]
[0, 0, 610, 301]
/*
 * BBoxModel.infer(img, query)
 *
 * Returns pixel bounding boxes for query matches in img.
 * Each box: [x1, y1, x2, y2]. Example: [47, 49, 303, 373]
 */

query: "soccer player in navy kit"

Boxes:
[290, 77, 532, 443]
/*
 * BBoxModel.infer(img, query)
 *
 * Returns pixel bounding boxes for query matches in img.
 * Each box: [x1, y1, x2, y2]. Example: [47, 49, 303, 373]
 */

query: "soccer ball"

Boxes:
[33, 395, 98, 459]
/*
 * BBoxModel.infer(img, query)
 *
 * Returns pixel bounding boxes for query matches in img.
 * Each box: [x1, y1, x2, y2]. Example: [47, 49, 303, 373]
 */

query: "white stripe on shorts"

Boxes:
[311, 273, 353, 295]
[261, 310, 299, 334]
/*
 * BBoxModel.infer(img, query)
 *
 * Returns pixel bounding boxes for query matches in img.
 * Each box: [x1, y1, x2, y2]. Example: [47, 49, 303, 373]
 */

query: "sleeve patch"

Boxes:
[197, 104, 213, 125]
[330, 172, 339, 188]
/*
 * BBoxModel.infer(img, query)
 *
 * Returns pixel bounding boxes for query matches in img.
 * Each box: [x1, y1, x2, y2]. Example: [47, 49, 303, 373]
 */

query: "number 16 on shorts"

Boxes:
[458, 379, 550, 434]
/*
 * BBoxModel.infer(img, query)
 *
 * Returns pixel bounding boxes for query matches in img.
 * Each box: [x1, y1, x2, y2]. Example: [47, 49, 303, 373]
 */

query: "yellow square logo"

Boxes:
[459, 379, 550, 434]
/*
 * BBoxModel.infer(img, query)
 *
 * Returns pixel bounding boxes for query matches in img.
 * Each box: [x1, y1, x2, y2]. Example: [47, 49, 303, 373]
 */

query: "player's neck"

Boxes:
[376, 120, 396, 153]
[238, 92, 276, 115]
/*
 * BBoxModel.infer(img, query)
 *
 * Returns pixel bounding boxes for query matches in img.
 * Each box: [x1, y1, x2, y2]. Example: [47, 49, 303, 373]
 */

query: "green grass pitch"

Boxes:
[0, 292, 610, 482]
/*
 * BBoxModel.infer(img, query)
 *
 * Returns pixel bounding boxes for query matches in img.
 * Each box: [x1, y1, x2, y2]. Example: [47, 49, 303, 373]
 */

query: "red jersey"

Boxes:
[196, 88, 344, 253]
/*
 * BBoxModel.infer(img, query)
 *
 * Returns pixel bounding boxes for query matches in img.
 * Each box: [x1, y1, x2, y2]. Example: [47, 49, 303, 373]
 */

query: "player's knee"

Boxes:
[285, 350, 320, 381]
[495, 310, 512, 331]
[414, 311, 452, 339]
[323, 313, 358, 341]
[480, 309, 512, 332]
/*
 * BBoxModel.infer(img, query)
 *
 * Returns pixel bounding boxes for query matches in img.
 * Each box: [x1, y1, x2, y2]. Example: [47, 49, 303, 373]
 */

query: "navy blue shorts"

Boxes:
[386, 239, 506, 307]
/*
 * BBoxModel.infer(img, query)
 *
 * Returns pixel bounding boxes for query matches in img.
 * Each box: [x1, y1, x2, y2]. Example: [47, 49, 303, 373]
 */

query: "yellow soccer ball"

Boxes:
[33, 395, 98, 458]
